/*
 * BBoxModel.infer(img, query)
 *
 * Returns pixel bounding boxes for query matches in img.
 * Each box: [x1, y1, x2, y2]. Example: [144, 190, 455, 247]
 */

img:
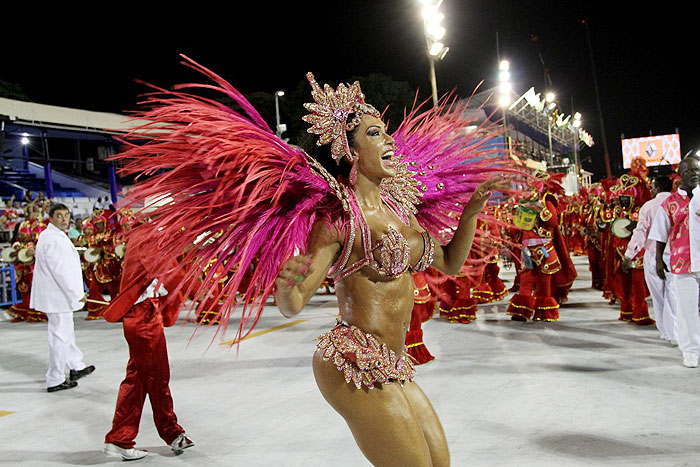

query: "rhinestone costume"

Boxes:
[316, 323, 417, 389]
[328, 189, 435, 282]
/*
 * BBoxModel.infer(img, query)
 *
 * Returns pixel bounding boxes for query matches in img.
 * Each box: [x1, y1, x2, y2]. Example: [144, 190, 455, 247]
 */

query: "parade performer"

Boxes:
[82, 210, 122, 319]
[110, 56, 521, 466]
[472, 205, 508, 304]
[623, 175, 675, 338]
[506, 172, 576, 321]
[608, 173, 653, 324]
[102, 233, 194, 460]
[405, 267, 439, 364]
[649, 156, 700, 368]
[31, 203, 94, 392]
[583, 183, 606, 291]
[7, 204, 47, 322]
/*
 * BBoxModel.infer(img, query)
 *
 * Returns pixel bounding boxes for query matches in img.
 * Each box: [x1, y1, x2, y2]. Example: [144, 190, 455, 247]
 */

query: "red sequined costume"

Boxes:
[7, 216, 47, 322]
[472, 206, 508, 304]
[608, 174, 654, 324]
[405, 267, 439, 364]
[83, 210, 123, 320]
[506, 173, 576, 321]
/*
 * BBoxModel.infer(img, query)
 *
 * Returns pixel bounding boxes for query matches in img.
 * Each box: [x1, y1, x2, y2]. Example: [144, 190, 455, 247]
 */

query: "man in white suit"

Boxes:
[31, 203, 95, 392]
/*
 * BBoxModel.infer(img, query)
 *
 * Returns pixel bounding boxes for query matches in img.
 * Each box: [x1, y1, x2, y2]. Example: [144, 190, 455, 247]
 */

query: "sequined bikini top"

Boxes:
[329, 190, 435, 282]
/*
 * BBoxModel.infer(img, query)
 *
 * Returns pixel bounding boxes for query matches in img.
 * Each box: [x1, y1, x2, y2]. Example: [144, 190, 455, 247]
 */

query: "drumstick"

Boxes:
[85, 298, 110, 306]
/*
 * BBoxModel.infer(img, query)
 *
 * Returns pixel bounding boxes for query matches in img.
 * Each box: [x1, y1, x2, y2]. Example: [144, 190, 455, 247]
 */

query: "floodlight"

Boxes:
[545, 92, 556, 103]
[498, 70, 510, 82]
[429, 41, 445, 56]
[21, 136, 29, 145]
[426, 24, 446, 40]
[498, 95, 511, 108]
[499, 60, 510, 71]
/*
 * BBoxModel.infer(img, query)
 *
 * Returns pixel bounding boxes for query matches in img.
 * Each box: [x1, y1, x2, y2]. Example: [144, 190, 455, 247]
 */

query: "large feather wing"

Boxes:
[112, 55, 341, 342]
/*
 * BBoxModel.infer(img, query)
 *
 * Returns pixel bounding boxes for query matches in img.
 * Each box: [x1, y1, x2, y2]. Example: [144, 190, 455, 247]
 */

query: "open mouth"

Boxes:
[381, 151, 395, 161]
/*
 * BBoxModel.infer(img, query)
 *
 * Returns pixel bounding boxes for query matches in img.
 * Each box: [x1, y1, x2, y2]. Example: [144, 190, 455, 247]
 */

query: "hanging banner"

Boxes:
[621, 134, 681, 168]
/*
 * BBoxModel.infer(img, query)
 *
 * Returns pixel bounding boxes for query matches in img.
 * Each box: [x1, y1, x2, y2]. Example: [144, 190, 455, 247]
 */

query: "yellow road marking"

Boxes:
[0, 411, 14, 417]
[220, 319, 307, 346]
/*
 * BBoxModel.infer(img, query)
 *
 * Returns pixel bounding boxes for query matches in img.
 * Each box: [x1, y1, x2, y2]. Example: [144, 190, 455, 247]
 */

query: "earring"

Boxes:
[349, 158, 358, 186]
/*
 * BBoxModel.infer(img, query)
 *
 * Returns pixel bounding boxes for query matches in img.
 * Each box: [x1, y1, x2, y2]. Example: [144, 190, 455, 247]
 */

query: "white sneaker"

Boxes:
[170, 433, 195, 453]
[103, 443, 148, 460]
[682, 353, 698, 368]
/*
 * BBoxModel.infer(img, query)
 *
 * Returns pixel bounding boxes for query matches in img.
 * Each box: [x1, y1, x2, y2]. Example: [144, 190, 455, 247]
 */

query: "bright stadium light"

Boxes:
[21, 133, 29, 145]
[429, 41, 445, 57]
[545, 92, 556, 103]
[499, 60, 510, 71]
[420, 0, 447, 108]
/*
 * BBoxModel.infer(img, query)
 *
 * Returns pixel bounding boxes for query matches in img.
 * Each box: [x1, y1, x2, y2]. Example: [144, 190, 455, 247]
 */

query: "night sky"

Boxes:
[3, 1, 697, 180]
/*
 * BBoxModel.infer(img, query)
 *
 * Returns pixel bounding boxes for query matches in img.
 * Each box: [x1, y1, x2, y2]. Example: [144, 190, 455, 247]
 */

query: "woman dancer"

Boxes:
[273, 79, 509, 465]
[113, 57, 517, 467]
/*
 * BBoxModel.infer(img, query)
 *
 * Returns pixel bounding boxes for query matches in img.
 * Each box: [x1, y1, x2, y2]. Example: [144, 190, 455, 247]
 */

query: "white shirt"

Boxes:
[624, 192, 671, 259]
[134, 278, 168, 304]
[30, 223, 85, 313]
[648, 186, 700, 273]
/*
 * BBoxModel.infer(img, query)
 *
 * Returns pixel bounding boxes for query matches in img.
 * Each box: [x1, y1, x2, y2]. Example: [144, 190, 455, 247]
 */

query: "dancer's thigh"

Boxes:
[403, 381, 450, 467]
[312, 352, 434, 467]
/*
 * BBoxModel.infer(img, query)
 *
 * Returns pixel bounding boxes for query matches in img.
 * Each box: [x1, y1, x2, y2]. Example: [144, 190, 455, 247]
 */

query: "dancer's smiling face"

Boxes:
[349, 115, 397, 181]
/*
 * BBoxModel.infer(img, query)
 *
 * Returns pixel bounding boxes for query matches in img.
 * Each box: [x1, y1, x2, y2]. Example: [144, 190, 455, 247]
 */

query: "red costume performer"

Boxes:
[7, 211, 47, 322]
[405, 268, 439, 364]
[102, 238, 193, 455]
[608, 173, 654, 324]
[83, 210, 123, 320]
[472, 206, 508, 304]
[583, 183, 606, 291]
[506, 173, 576, 321]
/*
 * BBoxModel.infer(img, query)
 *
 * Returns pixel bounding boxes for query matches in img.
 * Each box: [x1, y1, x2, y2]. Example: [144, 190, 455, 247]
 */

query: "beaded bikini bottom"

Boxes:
[316, 323, 416, 389]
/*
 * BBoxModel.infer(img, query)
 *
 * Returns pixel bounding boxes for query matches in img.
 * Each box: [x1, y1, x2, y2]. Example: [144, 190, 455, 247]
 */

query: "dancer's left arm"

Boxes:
[429, 176, 510, 275]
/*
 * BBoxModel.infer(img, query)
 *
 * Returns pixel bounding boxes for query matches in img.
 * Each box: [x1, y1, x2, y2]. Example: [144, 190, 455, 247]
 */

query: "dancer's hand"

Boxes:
[656, 259, 669, 280]
[621, 257, 632, 273]
[276, 255, 314, 292]
[465, 176, 512, 216]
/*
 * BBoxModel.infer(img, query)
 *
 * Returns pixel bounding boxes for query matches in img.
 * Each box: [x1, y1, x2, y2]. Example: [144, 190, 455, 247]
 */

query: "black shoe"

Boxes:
[69, 365, 95, 381]
[47, 380, 78, 392]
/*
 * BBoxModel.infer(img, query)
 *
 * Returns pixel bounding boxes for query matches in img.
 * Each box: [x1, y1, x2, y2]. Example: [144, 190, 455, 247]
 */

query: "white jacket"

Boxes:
[30, 223, 85, 313]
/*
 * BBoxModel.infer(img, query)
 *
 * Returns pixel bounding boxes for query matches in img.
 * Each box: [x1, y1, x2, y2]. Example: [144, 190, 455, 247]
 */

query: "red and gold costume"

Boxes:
[404, 268, 439, 364]
[7, 216, 47, 322]
[583, 184, 606, 291]
[607, 173, 654, 324]
[82, 210, 124, 320]
[506, 173, 577, 322]
[472, 206, 508, 304]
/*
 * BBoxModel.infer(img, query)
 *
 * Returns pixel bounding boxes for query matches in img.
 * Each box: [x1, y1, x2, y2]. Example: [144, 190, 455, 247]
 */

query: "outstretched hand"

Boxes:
[275, 255, 314, 293]
[466, 176, 512, 215]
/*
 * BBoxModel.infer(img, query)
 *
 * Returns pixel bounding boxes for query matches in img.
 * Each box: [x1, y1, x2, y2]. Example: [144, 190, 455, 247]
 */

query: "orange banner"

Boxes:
[622, 134, 681, 168]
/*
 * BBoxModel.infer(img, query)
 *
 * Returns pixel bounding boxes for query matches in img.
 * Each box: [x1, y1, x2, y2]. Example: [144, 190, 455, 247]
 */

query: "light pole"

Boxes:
[545, 92, 556, 168]
[498, 60, 512, 153]
[274, 90, 285, 138]
[420, 0, 448, 108]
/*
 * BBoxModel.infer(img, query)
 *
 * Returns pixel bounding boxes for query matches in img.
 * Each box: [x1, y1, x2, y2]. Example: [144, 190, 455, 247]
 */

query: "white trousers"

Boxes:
[669, 273, 700, 358]
[643, 250, 677, 340]
[46, 312, 86, 387]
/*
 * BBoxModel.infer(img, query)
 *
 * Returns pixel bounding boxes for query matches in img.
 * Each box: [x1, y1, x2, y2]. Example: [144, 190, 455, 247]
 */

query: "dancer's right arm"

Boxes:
[275, 220, 341, 318]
